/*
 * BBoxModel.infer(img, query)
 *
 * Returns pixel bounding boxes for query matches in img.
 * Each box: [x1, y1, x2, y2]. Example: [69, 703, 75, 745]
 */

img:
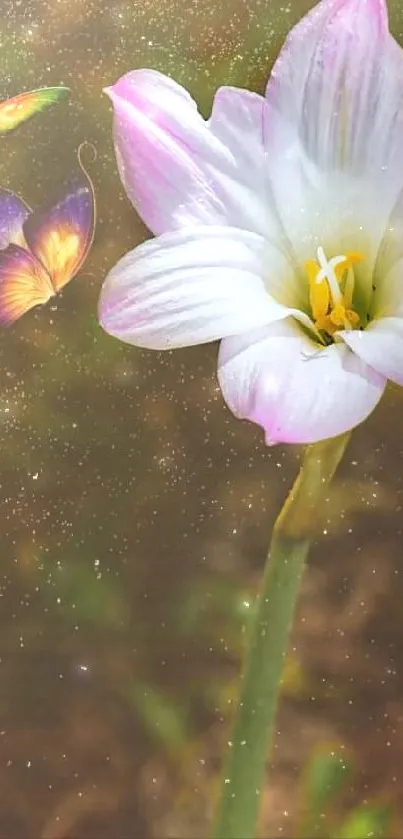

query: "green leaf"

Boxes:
[298, 747, 353, 838]
[176, 577, 254, 636]
[338, 804, 392, 839]
[47, 563, 128, 630]
[127, 680, 189, 756]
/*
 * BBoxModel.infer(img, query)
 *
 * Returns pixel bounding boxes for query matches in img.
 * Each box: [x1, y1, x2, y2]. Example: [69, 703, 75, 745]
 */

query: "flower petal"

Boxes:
[373, 187, 403, 285]
[99, 226, 292, 349]
[218, 319, 385, 445]
[266, 0, 392, 173]
[339, 317, 403, 385]
[263, 0, 403, 265]
[105, 70, 278, 238]
[370, 256, 403, 320]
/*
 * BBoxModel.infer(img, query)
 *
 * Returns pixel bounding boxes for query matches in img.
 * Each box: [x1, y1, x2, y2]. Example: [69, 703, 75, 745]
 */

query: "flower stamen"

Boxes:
[315, 246, 346, 306]
[306, 246, 364, 340]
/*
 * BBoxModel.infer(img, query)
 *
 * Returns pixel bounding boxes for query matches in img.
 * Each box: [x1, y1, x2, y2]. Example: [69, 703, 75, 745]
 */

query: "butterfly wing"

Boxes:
[0, 87, 70, 134]
[0, 244, 54, 325]
[0, 188, 31, 250]
[23, 162, 95, 293]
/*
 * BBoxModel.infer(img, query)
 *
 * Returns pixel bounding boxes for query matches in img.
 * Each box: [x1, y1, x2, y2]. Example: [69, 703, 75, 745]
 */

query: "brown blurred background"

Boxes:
[1, 0, 403, 836]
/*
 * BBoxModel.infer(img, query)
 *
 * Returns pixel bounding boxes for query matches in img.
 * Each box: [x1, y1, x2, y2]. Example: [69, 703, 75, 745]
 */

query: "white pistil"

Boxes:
[315, 246, 346, 306]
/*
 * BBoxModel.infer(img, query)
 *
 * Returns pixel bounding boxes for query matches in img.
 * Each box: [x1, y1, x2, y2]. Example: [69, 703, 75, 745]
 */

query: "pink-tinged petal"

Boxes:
[105, 70, 279, 238]
[218, 319, 385, 445]
[99, 226, 293, 350]
[0, 188, 30, 250]
[266, 0, 391, 173]
[339, 317, 403, 386]
[263, 0, 403, 263]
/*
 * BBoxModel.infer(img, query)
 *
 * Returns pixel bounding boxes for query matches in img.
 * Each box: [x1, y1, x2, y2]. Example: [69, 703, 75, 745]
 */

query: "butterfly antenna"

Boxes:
[77, 140, 97, 169]
[76, 142, 97, 248]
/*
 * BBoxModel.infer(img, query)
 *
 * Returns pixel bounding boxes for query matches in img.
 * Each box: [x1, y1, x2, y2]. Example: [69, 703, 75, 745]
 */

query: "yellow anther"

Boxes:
[306, 259, 330, 323]
[305, 247, 363, 338]
[334, 251, 364, 281]
[329, 304, 360, 330]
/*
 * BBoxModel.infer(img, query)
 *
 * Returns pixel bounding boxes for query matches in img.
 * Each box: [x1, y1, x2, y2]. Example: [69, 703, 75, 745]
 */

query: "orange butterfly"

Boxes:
[0, 147, 95, 324]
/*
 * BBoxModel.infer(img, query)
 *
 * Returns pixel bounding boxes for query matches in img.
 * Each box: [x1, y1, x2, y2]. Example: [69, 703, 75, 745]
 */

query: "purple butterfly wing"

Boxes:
[23, 166, 95, 292]
[0, 188, 31, 250]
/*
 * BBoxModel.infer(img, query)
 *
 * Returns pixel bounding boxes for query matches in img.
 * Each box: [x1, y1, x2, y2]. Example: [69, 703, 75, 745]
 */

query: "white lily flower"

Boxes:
[99, 0, 403, 444]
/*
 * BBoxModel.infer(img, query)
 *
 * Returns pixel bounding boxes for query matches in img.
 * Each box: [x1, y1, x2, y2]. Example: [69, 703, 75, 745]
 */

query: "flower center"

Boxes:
[305, 246, 364, 341]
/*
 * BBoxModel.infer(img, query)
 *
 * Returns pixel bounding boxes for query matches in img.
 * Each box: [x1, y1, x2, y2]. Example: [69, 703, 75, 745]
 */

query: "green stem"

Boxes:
[212, 432, 351, 839]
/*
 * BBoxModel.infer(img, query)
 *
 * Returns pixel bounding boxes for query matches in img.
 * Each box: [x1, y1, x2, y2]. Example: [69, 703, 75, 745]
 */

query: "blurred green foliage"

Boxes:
[298, 748, 392, 839]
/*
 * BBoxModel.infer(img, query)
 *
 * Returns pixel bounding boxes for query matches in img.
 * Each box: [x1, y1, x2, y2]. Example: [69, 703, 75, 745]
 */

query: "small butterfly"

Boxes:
[0, 87, 70, 134]
[0, 145, 95, 325]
